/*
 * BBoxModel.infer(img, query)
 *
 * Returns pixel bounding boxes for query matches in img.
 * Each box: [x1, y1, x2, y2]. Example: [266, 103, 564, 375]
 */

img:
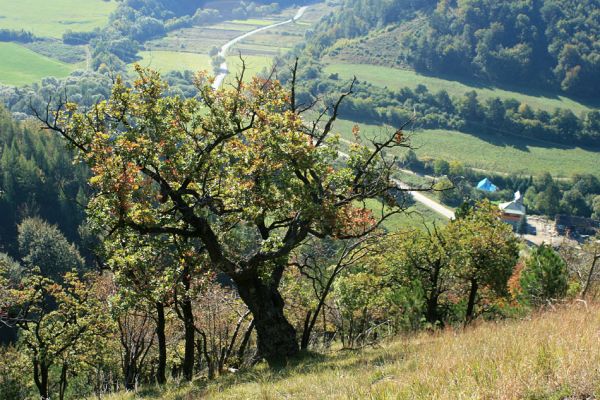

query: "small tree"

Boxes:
[18, 217, 85, 281]
[449, 200, 520, 322]
[433, 159, 450, 176]
[520, 244, 568, 306]
[1, 266, 111, 400]
[389, 225, 454, 326]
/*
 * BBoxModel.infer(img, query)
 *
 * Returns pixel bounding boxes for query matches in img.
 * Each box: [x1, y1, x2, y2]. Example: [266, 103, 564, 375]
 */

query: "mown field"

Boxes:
[330, 118, 600, 178]
[0, 42, 77, 86]
[363, 198, 447, 231]
[324, 63, 595, 114]
[144, 3, 335, 69]
[106, 304, 600, 399]
[133, 51, 272, 81]
[0, 0, 117, 38]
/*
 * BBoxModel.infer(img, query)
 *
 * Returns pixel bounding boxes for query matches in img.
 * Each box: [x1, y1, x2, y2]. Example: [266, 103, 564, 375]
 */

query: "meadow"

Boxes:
[132, 51, 272, 82]
[145, 3, 335, 70]
[0, 42, 77, 86]
[0, 0, 117, 38]
[363, 198, 447, 231]
[324, 63, 595, 114]
[105, 304, 600, 399]
[330, 118, 600, 178]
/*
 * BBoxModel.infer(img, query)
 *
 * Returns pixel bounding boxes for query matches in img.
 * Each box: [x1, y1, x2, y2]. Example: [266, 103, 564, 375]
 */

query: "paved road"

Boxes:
[212, 6, 308, 89]
[336, 149, 455, 219]
[392, 178, 455, 219]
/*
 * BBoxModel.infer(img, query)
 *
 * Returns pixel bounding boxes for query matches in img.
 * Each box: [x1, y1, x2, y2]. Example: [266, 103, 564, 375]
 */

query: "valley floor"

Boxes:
[108, 303, 599, 399]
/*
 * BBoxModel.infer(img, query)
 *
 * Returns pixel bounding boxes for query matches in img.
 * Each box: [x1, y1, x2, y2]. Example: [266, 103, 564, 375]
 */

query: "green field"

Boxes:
[132, 51, 272, 82]
[0, 43, 77, 85]
[324, 63, 594, 114]
[330, 118, 600, 178]
[364, 199, 447, 231]
[133, 51, 213, 73]
[0, 0, 117, 38]
[146, 3, 336, 68]
[230, 19, 278, 26]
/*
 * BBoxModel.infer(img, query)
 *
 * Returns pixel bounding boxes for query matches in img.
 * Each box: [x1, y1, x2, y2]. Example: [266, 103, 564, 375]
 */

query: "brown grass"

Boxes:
[107, 303, 600, 400]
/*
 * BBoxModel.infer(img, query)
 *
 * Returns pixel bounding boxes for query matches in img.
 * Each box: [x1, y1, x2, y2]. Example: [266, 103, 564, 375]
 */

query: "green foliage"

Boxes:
[0, 107, 88, 253]
[0, 345, 32, 399]
[520, 244, 569, 305]
[312, 0, 600, 98]
[0, 42, 76, 86]
[17, 217, 85, 281]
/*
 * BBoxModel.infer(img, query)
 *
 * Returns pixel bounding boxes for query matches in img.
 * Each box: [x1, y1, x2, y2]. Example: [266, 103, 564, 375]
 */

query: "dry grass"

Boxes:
[107, 304, 600, 399]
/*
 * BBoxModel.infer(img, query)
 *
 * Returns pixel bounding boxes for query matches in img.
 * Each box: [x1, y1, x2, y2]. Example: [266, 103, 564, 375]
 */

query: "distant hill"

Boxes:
[308, 0, 600, 99]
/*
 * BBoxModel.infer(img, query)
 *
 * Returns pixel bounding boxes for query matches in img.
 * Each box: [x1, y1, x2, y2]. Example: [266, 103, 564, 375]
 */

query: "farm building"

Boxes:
[499, 191, 526, 227]
[555, 215, 599, 236]
[476, 178, 498, 192]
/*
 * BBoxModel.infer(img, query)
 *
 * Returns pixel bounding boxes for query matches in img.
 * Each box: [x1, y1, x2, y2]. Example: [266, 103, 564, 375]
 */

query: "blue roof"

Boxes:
[476, 178, 498, 192]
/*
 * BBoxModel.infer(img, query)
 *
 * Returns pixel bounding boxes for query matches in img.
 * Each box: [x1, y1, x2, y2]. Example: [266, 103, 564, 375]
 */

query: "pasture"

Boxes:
[330, 118, 600, 178]
[145, 3, 335, 68]
[0, 43, 76, 86]
[132, 51, 272, 82]
[324, 63, 595, 114]
[0, 0, 117, 38]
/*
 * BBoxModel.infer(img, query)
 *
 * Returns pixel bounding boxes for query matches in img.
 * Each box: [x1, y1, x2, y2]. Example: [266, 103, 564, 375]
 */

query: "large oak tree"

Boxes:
[38, 64, 412, 365]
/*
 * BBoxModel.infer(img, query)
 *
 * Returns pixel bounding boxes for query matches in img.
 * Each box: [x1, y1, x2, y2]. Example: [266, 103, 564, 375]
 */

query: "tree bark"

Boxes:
[33, 358, 50, 400]
[582, 254, 599, 299]
[425, 292, 440, 325]
[155, 302, 167, 385]
[180, 297, 195, 381]
[236, 319, 254, 363]
[59, 362, 68, 400]
[465, 279, 478, 323]
[233, 272, 298, 366]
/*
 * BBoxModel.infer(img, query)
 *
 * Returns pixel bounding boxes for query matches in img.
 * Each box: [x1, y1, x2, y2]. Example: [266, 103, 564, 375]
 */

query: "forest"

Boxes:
[307, 0, 600, 98]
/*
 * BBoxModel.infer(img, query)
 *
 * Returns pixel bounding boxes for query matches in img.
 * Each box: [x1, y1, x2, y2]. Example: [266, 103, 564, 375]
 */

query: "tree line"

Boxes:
[309, 72, 600, 146]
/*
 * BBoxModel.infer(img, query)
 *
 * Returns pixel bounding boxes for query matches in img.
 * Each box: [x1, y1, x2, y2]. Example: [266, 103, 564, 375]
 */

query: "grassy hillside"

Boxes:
[0, 0, 117, 38]
[0, 43, 77, 86]
[331, 118, 600, 178]
[106, 304, 600, 399]
[324, 63, 595, 114]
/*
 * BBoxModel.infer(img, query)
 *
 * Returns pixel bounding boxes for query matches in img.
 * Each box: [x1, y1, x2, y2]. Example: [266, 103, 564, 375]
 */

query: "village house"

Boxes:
[499, 191, 526, 228]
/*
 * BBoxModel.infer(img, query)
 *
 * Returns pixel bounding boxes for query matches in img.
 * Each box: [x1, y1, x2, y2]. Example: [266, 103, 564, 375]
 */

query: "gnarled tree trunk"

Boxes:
[465, 279, 479, 323]
[234, 272, 298, 366]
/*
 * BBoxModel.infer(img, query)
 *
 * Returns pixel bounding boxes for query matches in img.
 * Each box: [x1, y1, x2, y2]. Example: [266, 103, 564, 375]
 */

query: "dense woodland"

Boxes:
[308, 0, 600, 98]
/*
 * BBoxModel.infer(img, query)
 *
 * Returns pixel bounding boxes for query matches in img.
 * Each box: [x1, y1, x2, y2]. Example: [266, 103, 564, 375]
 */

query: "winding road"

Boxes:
[212, 6, 308, 89]
[335, 149, 455, 219]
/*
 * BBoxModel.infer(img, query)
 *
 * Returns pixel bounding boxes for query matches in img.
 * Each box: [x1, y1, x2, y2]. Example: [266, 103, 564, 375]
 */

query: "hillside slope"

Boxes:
[109, 304, 600, 399]
[309, 0, 600, 99]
